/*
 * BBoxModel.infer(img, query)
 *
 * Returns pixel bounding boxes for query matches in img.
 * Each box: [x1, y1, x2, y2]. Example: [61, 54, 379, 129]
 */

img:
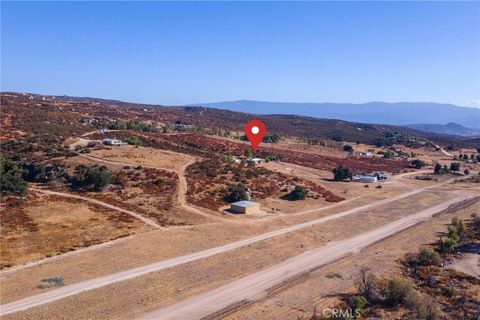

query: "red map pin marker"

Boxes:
[245, 119, 266, 152]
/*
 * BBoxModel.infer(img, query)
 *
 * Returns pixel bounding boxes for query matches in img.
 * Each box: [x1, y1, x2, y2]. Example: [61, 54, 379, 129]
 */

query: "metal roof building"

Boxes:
[230, 201, 261, 214]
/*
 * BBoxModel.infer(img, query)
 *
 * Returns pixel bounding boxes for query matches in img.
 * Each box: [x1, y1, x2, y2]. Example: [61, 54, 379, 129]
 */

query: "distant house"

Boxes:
[102, 138, 126, 146]
[230, 201, 261, 214]
[247, 158, 264, 165]
[359, 151, 373, 157]
[352, 174, 378, 183]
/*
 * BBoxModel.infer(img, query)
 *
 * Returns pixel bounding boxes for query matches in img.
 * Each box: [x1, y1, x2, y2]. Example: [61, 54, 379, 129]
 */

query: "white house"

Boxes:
[102, 138, 126, 146]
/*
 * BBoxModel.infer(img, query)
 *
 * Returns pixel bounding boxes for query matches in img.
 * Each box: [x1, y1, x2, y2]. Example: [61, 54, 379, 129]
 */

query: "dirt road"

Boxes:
[140, 194, 478, 320]
[0, 178, 465, 316]
[29, 188, 165, 230]
[79, 154, 229, 222]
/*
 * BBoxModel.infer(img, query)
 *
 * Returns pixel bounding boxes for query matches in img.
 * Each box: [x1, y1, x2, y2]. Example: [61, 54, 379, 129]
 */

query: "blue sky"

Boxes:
[1, 1, 479, 107]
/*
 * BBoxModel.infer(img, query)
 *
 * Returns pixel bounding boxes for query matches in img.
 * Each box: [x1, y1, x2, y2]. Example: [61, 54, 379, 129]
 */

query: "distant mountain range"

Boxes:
[194, 100, 480, 130]
[403, 122, 480, 137]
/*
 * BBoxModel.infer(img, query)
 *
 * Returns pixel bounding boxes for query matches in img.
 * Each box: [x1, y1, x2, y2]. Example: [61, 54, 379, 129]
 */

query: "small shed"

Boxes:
[230, 201, 261, 214]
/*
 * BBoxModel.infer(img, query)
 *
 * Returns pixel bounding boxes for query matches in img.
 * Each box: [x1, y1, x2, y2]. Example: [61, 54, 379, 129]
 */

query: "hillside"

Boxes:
[1, 92, 478, 149]
[195, 100, 480, 129]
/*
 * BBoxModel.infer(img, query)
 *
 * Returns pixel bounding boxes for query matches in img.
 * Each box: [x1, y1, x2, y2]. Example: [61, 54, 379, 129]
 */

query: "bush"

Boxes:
[290, 185, 308, 200]
[433, 163, 442, 174]
[37, 276, 64, 289]
[223, 154, 235, 163]
[348, 295, 367, 318]
[384, 279, 413, 307]
[343, 144, 353, 152]
[0, 157, 28, 196]
[262, 134, 280, 144]
[124, 136, 142, 147]
[416, 248, 441, 266]
[333, 166, 353, 181]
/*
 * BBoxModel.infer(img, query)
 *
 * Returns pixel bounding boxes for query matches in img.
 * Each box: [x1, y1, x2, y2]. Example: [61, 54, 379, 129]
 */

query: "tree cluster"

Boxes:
[332, 166, 353, 181]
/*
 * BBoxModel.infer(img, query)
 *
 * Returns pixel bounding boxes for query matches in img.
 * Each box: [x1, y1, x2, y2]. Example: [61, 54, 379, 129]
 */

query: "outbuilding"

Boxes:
[230, 201, 261, 214]
[352, 174, 378, 183]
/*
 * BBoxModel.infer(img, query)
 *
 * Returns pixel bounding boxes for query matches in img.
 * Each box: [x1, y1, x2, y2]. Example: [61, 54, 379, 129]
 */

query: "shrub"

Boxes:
[124, 136, 142, 147]
[416, 248, 441, 266]
[384, 279, 413, 307]
[262, 134, 280, 143]
[347, 295, 367, 318]
[343, 144, 353, 152]
[0, 157, 28, 196]
[223, 154, 235, 163]
[37, 276, 64, 289]
[433, 163, 442, 174]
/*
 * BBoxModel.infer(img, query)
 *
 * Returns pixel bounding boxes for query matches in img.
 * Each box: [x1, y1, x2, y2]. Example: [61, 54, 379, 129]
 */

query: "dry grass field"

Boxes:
[0, 194, 151, 269]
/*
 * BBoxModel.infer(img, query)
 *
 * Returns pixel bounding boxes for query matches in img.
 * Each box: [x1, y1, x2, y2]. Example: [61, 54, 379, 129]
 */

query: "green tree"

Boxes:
[450, 162, 461, 172]
[333, 166, 353, 181]
[343, 144, 354, 152]
[226, 183, 248, 202]
[411, 159, 425, 169]
[0, 158, 28, 196]
[433, 163, 442, 174]
[71, 165, 112, 192]
[290, 185, 308, 200]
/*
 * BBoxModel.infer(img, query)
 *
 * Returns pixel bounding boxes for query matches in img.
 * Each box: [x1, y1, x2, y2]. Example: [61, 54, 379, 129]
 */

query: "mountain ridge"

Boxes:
[194, 100, 480, 129]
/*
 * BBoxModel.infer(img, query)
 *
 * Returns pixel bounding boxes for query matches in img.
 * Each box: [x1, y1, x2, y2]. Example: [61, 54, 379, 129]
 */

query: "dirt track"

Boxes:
[0, 178, 466, 316]
[140, 194, 478, 320]
[29, 188, 164, 230]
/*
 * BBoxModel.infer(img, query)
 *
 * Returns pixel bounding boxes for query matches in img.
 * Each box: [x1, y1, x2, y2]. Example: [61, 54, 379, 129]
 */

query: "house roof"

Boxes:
[231, 201, 259, 207]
